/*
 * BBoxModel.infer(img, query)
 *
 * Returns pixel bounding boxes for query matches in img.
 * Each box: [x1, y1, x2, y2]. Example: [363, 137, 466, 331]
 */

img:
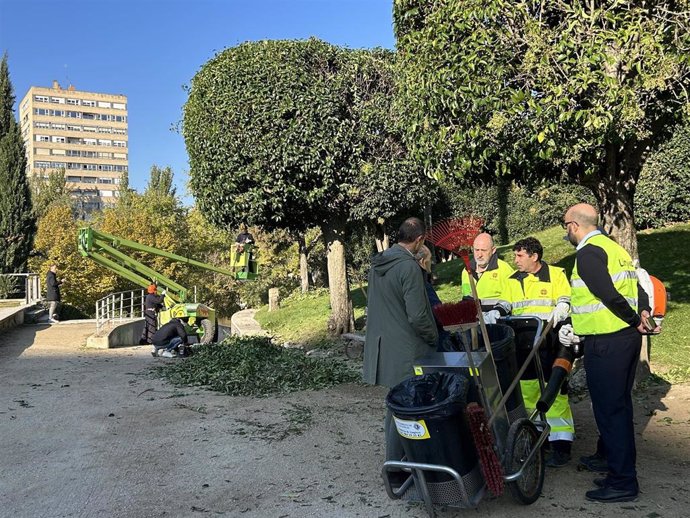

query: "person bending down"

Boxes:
[151, 318, 188, 358]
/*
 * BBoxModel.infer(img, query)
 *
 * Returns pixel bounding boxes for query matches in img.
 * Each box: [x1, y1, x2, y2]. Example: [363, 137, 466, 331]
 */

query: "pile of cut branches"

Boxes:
[156, 336, 360, 397]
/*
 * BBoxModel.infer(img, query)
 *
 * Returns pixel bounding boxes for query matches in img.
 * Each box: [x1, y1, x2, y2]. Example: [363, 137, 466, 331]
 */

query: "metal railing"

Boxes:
[95, 289, 145, 333]
[0, 273, 41, 304]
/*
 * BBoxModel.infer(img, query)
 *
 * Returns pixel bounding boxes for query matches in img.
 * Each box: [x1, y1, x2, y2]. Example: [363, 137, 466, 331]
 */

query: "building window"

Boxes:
[35, 95, 49, 103]
[51, 136, 65, 143]
[83, 126, 97, 133]
[82, 100, 96, 107]
[67, 175, 81, 182]
[36, 135, 50, 142]
[113, 140, 126, 148]
[35, 122, 50, 129]
[52, 123, 66, 130]
[97, 101, 111, 108]
[51, 97, 65, 104]
[66, 125, 81, 132]
[67, 98, 80, 105]
[112, 102, 126, 110]
[35, 161, 51, 168]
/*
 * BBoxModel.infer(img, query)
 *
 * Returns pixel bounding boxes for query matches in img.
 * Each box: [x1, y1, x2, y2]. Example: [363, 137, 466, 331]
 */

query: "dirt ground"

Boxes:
[1, 323, 689, 518]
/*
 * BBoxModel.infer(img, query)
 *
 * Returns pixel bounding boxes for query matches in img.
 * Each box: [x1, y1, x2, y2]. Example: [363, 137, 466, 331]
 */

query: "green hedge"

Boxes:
[437, 180, 594, 243]
[635, 124, 690, 229]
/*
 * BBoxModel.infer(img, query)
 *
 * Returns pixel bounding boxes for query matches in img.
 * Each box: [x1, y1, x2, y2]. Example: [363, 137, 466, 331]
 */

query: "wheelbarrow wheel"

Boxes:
[505, 418, 545, 505]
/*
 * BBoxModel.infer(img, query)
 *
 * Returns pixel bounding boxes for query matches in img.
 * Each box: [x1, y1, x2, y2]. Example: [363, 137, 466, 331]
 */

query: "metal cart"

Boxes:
[382, 316, 552, 517]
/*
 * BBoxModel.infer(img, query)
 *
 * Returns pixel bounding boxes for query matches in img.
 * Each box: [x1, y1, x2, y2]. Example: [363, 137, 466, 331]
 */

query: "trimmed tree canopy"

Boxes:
[183, 38, 427, 231]
[183, 38, 434, 334]
[394, 1, 690, 257]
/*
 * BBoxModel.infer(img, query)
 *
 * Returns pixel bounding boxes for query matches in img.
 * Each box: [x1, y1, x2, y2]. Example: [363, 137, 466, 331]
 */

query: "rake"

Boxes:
[426, 217, 505, 496]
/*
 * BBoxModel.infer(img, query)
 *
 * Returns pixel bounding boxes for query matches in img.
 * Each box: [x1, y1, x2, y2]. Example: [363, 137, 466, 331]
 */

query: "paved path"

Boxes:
[2, 323, 690, 518]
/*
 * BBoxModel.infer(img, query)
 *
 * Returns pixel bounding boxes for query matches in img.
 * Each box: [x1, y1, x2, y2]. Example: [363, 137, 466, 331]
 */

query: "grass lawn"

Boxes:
[255, 223, 690, 381]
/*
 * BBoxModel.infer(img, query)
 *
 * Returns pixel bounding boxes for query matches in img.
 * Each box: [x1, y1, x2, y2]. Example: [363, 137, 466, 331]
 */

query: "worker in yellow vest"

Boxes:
[461, 232, 514, 322]
[504, 237, 575, 468]
[561, 203, 658, 504]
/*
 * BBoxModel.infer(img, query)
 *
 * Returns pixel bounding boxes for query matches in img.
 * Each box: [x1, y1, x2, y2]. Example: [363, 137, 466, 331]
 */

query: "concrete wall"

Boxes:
[229, 309, 267, 337]
[86, 319, 144, 349]
[0, 305, 27, 332]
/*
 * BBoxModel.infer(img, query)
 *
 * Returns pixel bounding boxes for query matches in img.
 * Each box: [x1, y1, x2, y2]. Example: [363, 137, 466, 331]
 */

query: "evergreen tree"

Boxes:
[0, 53, 36, 273]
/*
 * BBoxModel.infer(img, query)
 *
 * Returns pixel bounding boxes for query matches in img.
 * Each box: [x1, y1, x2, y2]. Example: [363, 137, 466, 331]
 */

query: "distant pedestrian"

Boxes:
[45, 264, 62, 323]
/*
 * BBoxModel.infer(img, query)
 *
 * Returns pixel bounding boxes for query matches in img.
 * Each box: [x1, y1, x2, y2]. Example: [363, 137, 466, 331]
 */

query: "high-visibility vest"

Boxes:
[461, 258, 514, 312]
[506, 264, 571, 320]
[571, 234, 638, 335]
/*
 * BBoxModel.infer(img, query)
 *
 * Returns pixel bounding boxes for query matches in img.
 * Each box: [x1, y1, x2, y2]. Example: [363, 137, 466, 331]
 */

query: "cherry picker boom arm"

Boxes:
[77, 227, 238, 303]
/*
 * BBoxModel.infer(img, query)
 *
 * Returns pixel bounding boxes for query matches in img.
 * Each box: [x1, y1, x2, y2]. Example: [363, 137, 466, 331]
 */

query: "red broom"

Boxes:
[427, 217, 505, 496]
[432, 300, 478, 328]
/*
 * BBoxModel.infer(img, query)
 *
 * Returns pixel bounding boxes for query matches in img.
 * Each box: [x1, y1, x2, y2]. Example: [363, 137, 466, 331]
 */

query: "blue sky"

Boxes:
[0, 0, 395, 200]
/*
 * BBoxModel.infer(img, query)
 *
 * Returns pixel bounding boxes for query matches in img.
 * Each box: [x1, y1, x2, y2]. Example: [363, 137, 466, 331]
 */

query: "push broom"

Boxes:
[426, 217, 505, 496]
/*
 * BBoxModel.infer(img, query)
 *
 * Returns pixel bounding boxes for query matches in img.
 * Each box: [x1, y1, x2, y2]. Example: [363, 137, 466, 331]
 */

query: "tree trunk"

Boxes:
[323, 223, 353, 335]
[593, 143, 641, 261]
[297, 234, 309, 294]
[496, 176, 509, 245]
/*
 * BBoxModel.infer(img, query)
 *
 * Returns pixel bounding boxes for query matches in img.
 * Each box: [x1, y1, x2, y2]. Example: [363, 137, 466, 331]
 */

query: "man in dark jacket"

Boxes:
[363, 217, 438, 463]
[46, 264, 62, 323]
[140, 284, 165, 346]
[151, 318, 188, 358]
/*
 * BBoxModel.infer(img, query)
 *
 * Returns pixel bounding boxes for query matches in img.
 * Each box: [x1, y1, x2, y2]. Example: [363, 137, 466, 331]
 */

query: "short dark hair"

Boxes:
[513, 237, 543, 261]
[397, 217, 425, 243]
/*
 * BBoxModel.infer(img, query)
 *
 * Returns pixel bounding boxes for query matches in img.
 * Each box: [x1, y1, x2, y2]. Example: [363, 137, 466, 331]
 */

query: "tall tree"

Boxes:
[183, 38, 431, 334]
[0, 53, 35, 273]
[394, 1, 690, 259]
[145, 165, 176, 198]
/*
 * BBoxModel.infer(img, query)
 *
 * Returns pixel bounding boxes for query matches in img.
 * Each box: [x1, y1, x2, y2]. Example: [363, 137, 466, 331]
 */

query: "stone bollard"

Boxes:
[268, 288, 280, 311]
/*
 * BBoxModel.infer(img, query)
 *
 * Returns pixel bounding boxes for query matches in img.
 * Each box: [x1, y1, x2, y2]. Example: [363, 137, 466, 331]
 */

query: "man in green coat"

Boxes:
[363, 217, 438, 462]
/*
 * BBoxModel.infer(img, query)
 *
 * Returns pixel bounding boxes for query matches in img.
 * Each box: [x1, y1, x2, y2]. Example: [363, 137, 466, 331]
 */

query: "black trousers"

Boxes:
[583, 327, 641, 492]
[140, 310, 158, 344]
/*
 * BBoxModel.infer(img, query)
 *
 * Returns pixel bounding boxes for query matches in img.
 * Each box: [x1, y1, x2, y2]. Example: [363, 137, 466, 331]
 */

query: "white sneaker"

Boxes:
[49, 318, 59, 324]
[161, 350, 175, 358]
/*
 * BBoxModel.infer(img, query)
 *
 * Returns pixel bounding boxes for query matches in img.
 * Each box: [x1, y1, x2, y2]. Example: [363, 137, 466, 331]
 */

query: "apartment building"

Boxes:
[19, 81, 128, 213]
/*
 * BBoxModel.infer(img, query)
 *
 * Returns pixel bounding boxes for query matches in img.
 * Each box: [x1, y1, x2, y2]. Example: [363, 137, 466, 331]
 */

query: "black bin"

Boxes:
[479, 323, 525, 422]
[386, 372, 478, 482]
[451, 323, 525, 421]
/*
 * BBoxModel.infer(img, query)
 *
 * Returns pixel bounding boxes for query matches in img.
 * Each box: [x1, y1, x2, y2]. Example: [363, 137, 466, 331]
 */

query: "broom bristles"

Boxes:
[466, 402, 505, 496]
[432, 301, 478, 326]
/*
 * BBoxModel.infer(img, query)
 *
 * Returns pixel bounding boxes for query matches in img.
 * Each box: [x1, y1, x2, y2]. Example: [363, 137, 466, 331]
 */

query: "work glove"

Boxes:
[482, 310, 500, 325]
[558, 324, 582, 347]
[549, 302, 570, 325]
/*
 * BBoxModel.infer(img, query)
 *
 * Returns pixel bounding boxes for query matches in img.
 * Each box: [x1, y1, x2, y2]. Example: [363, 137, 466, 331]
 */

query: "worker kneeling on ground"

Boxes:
[151, 317, 188, 358]
[505, 236, 576, 468]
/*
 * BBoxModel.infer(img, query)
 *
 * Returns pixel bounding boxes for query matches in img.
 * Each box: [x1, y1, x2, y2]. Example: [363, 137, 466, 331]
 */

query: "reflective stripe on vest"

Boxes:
[571, 234, 638, 335]
[508, 265, 570, 320]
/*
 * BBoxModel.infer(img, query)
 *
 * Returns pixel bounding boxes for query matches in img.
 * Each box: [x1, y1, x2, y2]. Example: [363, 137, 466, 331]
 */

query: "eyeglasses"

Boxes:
[562, 220, 577, 229]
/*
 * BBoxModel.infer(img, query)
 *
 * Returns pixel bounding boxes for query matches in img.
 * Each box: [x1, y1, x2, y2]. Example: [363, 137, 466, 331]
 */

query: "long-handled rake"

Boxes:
[426, 217, 505, 496]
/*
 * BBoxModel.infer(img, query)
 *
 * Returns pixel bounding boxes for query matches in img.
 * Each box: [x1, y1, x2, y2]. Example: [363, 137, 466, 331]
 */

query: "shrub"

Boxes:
[635, 123, 690, 229]
[437, 179, 594, 243]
